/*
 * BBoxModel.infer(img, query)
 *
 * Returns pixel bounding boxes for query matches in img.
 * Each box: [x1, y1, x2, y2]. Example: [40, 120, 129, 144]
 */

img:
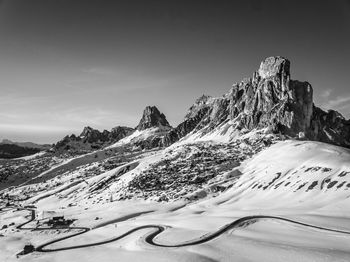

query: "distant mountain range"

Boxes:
[0, 139, 51, 150]
[3, 56, 349, 158]
[0, 140, 51, 159]
[53, 56, 350, 155]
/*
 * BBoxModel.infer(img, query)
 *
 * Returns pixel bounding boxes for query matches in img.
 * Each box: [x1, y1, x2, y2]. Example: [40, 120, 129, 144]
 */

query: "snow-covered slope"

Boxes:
[203, 140, 350, 214]
[107, 127, 170, 149]
[2, 135, 350, 262]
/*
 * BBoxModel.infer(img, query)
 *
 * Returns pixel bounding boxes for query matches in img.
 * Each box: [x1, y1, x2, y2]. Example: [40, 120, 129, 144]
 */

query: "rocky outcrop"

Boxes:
[163, 96, 213, 145]
[128, 106, 172, 149]
[79, 126, 108, 143]
[54, 106, 172, 153]
[309, 107, 350, 147]
[54, 125, 134, 154]
[227, 56, 314, 136]
[136, 106, 171, 131]
[110, 126, 134, 141]
[226, 56, 349, 147]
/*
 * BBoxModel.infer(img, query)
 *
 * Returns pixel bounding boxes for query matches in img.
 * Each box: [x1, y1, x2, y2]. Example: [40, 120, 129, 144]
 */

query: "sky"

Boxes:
[0, 0, 349, 144]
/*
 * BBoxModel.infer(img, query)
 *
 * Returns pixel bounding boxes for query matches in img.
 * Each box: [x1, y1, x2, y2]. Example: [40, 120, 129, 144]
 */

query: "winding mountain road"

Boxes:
[3, 207, 350, 254]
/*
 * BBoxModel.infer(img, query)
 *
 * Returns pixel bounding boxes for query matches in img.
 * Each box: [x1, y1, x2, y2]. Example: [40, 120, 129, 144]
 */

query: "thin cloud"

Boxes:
[321, 95, 350, 118]
[326, 95, 350, 108]
[0, 93, 50, 105]
[320, 89, 332, 98]
[0, 123, 72, 133]
[81, 67, 117, 76]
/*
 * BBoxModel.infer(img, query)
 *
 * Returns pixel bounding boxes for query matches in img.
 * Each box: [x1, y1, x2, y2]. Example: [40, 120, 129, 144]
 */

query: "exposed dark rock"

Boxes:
[0, 139, 51, 151]
[0, 144, 41, 159]
[110, 126, 134, 141]
[163, 97, 213, 145]
[80, 126, 107, 143]
[184, 95, 212, 120]
[309, 107, 350, 147]
[136, 106, 171, 131]
[227, 56, 314, 136]
[54, 126, 134, 154]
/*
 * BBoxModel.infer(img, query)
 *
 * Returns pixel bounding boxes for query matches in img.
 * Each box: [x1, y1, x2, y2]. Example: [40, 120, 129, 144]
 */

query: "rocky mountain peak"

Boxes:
[257, 56, 291, 92]
[79, 126, 95, 137]
[55, 125, 134, 154]
[136, 106, 171, 131]
[258, 56, 290, 79]
[53, 56, 349, 152]
[224, 56, 316, 136]
[184, 95, 212, 120]
[195, 95, 212, 105]
[164, 56, 349, 148]
[110, 126, 134, 140]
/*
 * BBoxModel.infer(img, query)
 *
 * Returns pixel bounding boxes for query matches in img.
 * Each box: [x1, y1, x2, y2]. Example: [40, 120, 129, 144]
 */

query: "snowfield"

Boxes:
[1, 140, 350, 261]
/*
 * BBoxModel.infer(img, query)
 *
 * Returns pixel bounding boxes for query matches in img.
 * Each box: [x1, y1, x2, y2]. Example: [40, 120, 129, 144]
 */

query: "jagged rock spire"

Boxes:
[258, 56, 290, 92]
[136, 106, 171, 131]
[79, 126, 95, 137]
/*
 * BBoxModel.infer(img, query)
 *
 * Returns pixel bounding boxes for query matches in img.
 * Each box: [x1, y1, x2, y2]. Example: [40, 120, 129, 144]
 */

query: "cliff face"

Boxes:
[163, 96, 213, 145]
[54, 126, 134, 154]
[136, 106, 171, 131]
[228, 56, 313, 136]
[309, 107, 350, 147]
[164, 56, 350, 148]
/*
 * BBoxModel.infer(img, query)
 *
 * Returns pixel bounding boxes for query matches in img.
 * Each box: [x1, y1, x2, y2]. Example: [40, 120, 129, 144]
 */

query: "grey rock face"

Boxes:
[79, 126, 107, 143]
[184, 95, 212, 120]
[110, 126, 134, 141]
[227, 58, 314, 136]
[162, 95, 215, 146]
[258, 56, 290, 92]
[136, 106, 171, 131]
[163, 105, 211, 146]
[309, 107, 350, 147]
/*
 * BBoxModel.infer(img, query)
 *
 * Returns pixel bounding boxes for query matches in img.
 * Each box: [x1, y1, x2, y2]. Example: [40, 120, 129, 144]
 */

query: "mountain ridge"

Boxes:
[53, 56, 350, 154]
[0, 139, 51, 150]
[162, 56, 350, 148]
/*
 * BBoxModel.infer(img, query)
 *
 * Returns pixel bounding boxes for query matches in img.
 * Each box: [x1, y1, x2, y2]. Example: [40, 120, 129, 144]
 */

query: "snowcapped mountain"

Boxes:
[2, 56, 350, 204]
[164, 56, 350, 147]
[107, 106, 173, 149]
[53, 56, 350, 155]
[1, 56, 350, 262]
[136, 105, 172, 131]
[212, 140, 350, 212]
